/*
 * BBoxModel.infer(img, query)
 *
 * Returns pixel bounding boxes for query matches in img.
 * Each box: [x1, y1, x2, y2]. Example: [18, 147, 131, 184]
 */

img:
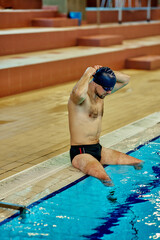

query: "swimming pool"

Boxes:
[0, 136, 160, 240]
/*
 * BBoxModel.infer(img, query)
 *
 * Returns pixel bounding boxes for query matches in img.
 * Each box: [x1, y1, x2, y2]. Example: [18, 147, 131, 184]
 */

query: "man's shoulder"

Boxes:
[68, 92, 89, 106]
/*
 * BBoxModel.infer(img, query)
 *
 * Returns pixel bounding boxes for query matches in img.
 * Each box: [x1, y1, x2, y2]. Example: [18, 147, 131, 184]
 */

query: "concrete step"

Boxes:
[0, 0, 42, 9]
[0, 21, 160, 56]
[0, 35, 160, 97]
[78, 34, 123, 47]
[0, 9, 58, 29]
[126, 55, 160, 70]
[32, 17, 79, 28]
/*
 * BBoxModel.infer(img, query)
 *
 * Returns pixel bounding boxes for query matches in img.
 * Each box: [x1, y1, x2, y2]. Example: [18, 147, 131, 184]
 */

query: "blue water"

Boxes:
[0, 137, 160, 240]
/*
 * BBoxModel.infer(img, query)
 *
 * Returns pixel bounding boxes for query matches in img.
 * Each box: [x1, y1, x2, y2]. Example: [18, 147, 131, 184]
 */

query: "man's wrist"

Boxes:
[83, 72, 93, 80]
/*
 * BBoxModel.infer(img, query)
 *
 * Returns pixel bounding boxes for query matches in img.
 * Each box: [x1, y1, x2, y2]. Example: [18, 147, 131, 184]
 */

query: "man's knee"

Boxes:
[72, 154, 91, 171]
[84, 161, 107, 179]
[84, 161, 95, 174]
[72, 158, 96, 174]
[72, 157, 79, 169]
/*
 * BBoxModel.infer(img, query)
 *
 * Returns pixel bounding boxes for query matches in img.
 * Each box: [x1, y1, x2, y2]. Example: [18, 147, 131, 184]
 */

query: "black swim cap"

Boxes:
[93, 67, 116, 90]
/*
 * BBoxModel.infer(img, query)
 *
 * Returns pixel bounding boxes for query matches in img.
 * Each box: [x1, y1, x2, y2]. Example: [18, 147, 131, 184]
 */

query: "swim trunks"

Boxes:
[70, 143, 102, 162]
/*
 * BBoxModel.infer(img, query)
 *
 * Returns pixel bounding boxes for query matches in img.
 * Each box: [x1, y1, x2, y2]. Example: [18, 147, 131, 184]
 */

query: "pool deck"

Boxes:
[0, 68, 160, 223]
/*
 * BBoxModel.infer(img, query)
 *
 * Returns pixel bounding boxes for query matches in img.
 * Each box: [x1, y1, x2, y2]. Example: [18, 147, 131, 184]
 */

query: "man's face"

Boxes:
[96, 85, 112, 99]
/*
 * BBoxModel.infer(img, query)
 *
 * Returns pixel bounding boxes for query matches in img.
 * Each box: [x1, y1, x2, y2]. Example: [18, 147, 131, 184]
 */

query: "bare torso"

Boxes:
[68, 94, 104, 145]
[67, 66, 141, 186]
[68, 66, 130, 146]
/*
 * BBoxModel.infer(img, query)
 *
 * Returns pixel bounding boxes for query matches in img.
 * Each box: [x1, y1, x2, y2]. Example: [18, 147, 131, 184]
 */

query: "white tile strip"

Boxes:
[100, 112, 160, 147]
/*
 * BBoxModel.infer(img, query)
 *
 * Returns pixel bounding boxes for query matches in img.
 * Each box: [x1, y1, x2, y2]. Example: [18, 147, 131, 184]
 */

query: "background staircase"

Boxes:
[0, 7, 78, 29]
[0, 5, 160, 97]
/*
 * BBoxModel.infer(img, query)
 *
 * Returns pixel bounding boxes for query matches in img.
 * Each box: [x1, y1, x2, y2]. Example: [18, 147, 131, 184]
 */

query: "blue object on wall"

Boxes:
[69, 12, 82, 25]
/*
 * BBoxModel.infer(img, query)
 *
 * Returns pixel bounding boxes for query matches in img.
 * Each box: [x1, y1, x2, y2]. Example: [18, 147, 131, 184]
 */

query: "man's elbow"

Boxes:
[114, 71, 130, 85]
[124, 75, 130, 85]
[73, 88, 85, 99]
[71, 89, 86, 104]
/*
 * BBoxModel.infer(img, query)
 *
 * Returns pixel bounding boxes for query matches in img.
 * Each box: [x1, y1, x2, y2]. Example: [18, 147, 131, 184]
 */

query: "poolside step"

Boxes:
[0, 36, 160, 97]
[0, 0, 42, 9]
[77, 34, 123, 47]
[32, 17, 79, 27]
[126, 55, 160, 70]
[0, 21, 160, 56]
[0, 9, 58, 29]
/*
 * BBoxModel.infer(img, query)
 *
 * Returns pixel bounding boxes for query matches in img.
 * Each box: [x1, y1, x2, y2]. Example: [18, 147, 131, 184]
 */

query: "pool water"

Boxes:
[0, 137, 160, 240]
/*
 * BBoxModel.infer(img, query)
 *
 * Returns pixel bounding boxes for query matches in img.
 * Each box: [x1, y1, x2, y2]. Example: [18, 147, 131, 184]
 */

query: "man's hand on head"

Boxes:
[84, 67, 97, 79]
[94, 65, 102, 71]
[84, 65, 102, 79]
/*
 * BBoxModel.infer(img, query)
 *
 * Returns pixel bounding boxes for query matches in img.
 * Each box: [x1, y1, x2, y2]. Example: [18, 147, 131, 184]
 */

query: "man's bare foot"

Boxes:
[134, 161, 144, 170]
[107, 190, 117, 203]
[101, 179, 114, 187]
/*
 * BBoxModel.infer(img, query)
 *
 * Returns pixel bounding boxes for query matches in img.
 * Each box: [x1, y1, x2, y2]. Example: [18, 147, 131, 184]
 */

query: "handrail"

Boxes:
[147, 0, 151, 22]
[0, 201, 27, 214]
[118, 0, 123, 24]
[101, 0, 112, 7]
[95, 0, 152, 25]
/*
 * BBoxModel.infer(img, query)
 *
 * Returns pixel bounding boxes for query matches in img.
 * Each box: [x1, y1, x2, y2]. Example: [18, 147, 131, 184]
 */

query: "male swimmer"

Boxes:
[68, 65, 143, 186]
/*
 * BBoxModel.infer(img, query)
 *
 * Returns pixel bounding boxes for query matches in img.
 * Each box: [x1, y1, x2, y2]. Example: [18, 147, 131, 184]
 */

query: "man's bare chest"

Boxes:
[86, 101, 104, 119]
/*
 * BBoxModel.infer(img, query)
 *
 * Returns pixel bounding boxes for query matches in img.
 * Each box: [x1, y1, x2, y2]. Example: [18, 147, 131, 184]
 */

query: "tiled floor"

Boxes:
[0, 68, 160, 181]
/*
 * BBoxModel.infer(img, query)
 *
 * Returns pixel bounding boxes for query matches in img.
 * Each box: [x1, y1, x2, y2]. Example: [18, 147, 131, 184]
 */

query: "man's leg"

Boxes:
[72, 153, 113, 186]
[100, 147, 143, 169]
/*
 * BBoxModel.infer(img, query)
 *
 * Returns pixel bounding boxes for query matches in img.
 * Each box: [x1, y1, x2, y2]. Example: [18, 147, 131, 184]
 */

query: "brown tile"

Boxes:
[0, 171, 16, 180]
[8, 68, 21, 95]
[1, 162, 23, 171]
[0, 69, 10, 97]
[13, 163, 33, 172]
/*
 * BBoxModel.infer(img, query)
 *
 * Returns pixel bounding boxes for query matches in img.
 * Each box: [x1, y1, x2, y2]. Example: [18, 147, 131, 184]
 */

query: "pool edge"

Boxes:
[0, 112, 160, 224]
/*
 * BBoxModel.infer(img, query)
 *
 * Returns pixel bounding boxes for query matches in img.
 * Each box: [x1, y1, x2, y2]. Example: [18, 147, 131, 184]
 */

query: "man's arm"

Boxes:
[70, 66, 101, 105]
[111, 71, 130, 93]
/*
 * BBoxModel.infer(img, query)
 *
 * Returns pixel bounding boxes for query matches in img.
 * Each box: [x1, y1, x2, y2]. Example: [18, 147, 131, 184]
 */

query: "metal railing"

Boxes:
[99, 0, 151, 8]
[95, 0, 152, 25]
